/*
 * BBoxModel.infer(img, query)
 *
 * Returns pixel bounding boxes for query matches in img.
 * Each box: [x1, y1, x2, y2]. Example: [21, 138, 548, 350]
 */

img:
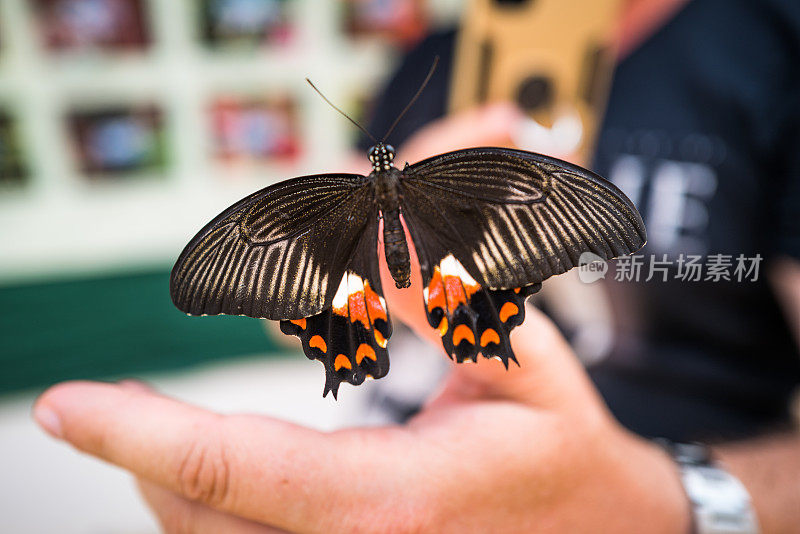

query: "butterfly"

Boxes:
[170, 142, 645, 397]
[169, 64, 646, 398]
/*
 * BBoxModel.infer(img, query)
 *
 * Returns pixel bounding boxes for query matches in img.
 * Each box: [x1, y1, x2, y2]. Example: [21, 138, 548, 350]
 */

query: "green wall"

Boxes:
[0, 269, 284, 395]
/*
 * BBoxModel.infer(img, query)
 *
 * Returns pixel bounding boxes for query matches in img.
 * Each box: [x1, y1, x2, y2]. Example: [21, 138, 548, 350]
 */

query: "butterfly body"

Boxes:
[171, 145, 646, 398]
[369, 143, 412, 289]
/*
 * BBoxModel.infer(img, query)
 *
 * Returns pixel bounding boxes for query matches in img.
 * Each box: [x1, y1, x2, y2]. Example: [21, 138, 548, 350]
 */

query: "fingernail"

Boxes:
[33, 404, 63, 439]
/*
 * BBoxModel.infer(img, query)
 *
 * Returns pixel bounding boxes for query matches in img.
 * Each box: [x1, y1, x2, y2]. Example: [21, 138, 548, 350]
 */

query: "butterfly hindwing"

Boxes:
[401, 147, 646, 290]
[280, 217, 391, 398]
[418, 250, 541, 365]
[170, 174, 374, 320]
[438, 283, 541, 365]
[401, 147, 645, 364]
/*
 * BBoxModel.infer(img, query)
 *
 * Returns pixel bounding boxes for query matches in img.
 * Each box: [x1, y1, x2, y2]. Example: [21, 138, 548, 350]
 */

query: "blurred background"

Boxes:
[0, 0, 459, 531]
[4, 0, 799, 531]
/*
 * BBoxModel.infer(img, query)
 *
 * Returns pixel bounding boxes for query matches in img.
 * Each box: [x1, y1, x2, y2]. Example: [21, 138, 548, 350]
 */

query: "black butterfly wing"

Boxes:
[401, 147, 646, 288]
[414, 256, 541, 366]
[399, 147, 645, 365]
[280, 215, 391, 398]
[170, 174, 375, 321]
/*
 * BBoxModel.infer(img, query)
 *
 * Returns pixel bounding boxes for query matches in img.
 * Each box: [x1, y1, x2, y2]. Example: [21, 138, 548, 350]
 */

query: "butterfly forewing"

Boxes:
[400, 147, 646, 290]
[170, 174, 374, 320]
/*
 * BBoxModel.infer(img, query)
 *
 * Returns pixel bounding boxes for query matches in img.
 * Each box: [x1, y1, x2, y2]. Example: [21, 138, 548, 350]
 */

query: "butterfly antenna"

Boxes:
[306, 78, 377, 144]
[381, 55, 439, 143]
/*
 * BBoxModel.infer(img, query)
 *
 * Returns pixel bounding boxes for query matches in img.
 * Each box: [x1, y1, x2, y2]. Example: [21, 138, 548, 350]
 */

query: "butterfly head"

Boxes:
[368, 144, 395, 172]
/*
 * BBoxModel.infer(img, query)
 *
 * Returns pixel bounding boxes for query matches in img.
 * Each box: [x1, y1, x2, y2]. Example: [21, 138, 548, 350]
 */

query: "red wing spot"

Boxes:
[348, 291, 370, 329]
[480, 328, 501, 346]
[374, 329, 388, 348]
[499, 302, 519, 322]
[289, 318, 307, 330]
[463, 280, 481, 298]
[309, 335, 327, 353]
[364, 281, 387, 322]
[426, 268, 446, 313]
[513, 287, 521, 294]
[444, 275, 467, 314]
[334, 354, 352, 371]
[356, 343, 377, 364]
[453, 324, 475, 345]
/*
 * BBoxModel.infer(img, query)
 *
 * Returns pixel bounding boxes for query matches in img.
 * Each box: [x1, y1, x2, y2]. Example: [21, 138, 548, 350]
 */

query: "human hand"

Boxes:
[33, 104, 688, 533]
[33, 303, 688, 534]
[396, 102, 523, 165]
[34, 228, 689, 533]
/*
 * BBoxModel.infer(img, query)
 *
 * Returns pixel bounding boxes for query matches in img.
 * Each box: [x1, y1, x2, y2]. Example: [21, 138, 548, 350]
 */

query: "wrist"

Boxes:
[604, 429, 693, 533]
[641, 438, 695, 533]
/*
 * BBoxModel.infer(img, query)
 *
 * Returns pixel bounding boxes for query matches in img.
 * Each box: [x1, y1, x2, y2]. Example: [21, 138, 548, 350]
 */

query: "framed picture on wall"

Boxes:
[0, 111, 28, 186]
[201, 0, 293, 49]
[342, 0, 427, 45]
[210, 95, 300, 167]
[34, 0, 150, 52]
[67, 105, 165, 177]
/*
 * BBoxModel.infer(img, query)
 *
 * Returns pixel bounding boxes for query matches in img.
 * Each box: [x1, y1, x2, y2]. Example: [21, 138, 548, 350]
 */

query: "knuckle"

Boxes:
[175, 418, 233, 508]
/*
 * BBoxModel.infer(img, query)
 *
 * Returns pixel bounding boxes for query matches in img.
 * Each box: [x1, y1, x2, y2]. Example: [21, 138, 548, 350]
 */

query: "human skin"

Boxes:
[32, 104, 688, 533]
[396, 104, 800, 534]
[33, 104, 800, 533]
[32, 286, 692, 533]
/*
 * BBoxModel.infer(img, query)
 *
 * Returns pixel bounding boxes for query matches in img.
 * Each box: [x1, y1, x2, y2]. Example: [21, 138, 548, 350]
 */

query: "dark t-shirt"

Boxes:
[362, 0, 800, 442]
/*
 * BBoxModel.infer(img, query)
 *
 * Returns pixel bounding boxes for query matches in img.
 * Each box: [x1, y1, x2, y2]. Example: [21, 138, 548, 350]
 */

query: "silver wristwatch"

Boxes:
[656, 440, 760, 534]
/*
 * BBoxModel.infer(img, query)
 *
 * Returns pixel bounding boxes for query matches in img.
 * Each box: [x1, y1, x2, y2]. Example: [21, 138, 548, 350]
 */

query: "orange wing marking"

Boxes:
[309, 335, 327, 353]
[335, 273, 385, 330]
[444, 276, 467, 314]
[480, 328, 501, 346]
[453, 324, 475, 345]
[348, 291, 369, 329]
[499, 302, 519, 322]
[374, 329, 387, 348]
[364, 281, 387, 322]
[425, 268, 446, 313]
[356, 343, 377, 364]
[331, 274, 349, 317]
[439, 255, 481, 313]
[290, 318, 306, 330]
[334, 354, 352, 371]
[437, 316, 449, 336]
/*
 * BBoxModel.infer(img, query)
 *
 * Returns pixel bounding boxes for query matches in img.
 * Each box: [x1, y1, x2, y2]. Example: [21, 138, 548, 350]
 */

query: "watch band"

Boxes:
[655, 440, 760, 534]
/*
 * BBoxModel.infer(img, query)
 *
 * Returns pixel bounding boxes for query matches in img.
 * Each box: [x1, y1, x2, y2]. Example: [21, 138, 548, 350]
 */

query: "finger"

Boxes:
[138, 479, 284, 534]
[33, 381, 421, 532]
[397, 103, 523, 165]
[119, 379, 155, 393]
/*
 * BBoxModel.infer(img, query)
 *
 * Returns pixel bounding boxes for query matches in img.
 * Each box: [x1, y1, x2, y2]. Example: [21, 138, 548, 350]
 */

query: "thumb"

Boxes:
[434, 304, 607, 412]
